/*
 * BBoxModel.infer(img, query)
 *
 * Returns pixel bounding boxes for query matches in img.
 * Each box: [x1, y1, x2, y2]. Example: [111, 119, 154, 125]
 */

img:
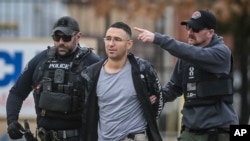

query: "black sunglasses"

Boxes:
[52, 33, 77, 42]
[186, 25, 203, 33]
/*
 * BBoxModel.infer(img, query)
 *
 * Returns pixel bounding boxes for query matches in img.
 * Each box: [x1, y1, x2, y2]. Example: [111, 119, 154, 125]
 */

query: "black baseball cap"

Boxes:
[181, 10, 216, 30]
[52, 16, 80, 35]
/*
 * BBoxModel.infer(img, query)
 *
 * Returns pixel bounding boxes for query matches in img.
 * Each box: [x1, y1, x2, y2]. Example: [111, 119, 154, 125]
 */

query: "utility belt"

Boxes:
[183, 126, 229, 134]
[37, 127, 80, 141]
[183, 126, 229, 141]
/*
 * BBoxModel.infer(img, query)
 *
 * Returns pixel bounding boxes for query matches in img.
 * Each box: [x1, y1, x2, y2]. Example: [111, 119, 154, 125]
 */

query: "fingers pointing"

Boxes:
[134, 27, 154, 43]
[133, 27, 144, 33]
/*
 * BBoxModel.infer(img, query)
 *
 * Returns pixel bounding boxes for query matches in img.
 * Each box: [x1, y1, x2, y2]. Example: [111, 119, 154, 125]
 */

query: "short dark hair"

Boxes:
[109, 22, 132, 38]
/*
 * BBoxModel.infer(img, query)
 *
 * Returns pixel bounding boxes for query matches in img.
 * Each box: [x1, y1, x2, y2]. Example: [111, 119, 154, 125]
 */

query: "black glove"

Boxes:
[7, 120, 25, 139]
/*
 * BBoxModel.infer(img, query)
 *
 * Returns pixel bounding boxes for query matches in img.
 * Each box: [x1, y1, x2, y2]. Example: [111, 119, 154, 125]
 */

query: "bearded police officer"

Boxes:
[134, 10, 239, 141]
[6, 16, 101, 141]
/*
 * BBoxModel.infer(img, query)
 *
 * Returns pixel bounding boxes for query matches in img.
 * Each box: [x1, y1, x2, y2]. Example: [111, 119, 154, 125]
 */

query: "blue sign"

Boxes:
[0, 51, 22, 86]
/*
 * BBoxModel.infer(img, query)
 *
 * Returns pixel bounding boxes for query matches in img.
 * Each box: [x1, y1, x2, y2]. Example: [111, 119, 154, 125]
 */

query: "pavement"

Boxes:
[161, 132, 178, 141]
[163, 136, 177, 141]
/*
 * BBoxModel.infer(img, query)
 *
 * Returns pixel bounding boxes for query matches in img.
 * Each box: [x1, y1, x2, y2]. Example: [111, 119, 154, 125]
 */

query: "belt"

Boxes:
[56, 129, 79, 138]
[127, 131, 146, 139]
[184, 127, 229, 134]
[38, 128, 80, 140]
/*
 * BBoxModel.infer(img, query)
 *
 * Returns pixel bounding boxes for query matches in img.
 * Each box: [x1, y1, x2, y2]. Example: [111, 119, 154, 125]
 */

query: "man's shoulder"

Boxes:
[81, 60, 104, 82]
[29, 49, 48, 64]
[134, 56, 153, 69]
[128, 53, 150, 64]
[83, 59, 104, 73]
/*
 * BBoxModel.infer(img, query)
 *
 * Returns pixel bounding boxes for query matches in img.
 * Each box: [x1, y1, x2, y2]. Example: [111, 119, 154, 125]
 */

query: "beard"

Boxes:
[56, 45, 75, 56]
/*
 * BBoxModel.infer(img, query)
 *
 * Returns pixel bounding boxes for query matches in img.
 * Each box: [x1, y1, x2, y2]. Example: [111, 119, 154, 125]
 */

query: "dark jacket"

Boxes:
[81, 53, 164, 141]
[154, 33, 239, 129]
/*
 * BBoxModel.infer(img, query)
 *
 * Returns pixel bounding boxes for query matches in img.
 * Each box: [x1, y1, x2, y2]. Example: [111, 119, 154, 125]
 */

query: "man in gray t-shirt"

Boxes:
[81, 22, 164, 141]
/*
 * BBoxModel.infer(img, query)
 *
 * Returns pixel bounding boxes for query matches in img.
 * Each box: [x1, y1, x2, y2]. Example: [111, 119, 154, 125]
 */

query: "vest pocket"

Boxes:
[39, 91, 71, 113]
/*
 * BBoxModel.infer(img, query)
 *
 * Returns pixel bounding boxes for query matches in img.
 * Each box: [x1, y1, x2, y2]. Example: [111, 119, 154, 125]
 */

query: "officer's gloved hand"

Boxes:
[7, 120, 25, 139]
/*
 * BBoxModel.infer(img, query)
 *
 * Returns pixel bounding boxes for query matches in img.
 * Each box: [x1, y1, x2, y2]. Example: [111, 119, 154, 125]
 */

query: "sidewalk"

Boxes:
[162, 136, 177, 141]
[161, 132, 178, 141]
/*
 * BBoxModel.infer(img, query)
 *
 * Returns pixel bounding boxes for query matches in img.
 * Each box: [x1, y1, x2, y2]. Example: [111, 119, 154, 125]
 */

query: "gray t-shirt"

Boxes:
[97, 60, 147, 141]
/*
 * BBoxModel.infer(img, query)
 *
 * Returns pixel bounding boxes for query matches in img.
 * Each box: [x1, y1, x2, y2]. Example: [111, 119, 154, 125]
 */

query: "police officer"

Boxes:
[6, 16, 101, 141]
[134, 10, 239, 141]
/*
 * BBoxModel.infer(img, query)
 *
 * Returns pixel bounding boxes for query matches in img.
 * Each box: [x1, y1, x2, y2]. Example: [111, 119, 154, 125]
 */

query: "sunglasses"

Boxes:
[52, 33, 77, 42]
[186, 25, 204, 33]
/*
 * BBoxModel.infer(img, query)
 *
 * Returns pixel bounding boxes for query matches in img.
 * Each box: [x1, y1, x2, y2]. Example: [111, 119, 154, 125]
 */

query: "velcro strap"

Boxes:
[197, 78, 233, 97]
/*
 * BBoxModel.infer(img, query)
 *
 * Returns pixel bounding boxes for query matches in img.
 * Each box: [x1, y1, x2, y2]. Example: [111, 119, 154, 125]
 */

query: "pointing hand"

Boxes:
[134, 27, 155, 43]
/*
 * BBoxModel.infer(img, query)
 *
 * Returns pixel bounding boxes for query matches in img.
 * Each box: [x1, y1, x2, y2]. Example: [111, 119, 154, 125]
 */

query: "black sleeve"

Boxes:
[6, 50, 47, 125]
[143, 60, 164, 119]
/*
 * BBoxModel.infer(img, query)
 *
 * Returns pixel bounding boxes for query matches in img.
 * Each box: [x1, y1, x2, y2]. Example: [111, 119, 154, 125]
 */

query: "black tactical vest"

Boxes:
[33, 46, 90, 121]
[182, 60, 233, 107]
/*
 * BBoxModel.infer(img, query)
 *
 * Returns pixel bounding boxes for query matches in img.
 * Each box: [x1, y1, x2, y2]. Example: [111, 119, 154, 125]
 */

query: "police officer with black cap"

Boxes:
[134, 9, 239, 141]
[6, 16, 101, 141]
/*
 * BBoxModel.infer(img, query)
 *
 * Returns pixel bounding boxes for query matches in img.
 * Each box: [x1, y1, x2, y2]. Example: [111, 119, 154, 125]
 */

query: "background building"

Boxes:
[1, 0, 249, 140]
